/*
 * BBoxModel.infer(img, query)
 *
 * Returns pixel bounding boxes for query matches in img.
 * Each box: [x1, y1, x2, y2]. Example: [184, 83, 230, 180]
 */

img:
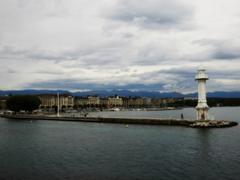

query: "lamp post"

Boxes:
[57, 93, 60, 117]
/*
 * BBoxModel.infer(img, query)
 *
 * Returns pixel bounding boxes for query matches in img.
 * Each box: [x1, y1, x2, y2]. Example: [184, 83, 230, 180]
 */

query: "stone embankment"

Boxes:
[0, 114, 238, 128]
[189, 120, 238, 128]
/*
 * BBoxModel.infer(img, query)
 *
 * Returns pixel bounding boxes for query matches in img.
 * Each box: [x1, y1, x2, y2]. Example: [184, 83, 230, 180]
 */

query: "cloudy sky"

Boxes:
[0, 0, 240, 92]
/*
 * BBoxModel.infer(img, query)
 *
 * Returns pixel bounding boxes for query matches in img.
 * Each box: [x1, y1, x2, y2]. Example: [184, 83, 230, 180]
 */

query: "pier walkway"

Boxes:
[0, 114, 238, 128]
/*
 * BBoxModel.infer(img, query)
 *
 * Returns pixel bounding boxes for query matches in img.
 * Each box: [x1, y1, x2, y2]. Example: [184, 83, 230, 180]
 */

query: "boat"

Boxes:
[109, 108, 120, 111]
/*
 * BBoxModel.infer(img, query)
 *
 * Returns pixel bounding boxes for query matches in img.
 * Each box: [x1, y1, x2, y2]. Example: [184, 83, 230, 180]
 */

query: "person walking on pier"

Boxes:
[181, 113, 184, 120]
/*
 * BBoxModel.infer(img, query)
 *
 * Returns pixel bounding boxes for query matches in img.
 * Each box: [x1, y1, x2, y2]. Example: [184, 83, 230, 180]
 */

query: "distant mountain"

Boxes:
[186, 91, 240, 98]
[208, 91, 240, 98]
[0, 89, 240, 98]
[72, 90, 183, 98]
[0, 89, 183, 98]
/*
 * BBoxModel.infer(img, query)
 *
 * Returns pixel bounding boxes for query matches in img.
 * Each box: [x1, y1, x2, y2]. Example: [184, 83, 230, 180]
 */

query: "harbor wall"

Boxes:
[0, 114, 193, 126]
[0, 115, 237, 128]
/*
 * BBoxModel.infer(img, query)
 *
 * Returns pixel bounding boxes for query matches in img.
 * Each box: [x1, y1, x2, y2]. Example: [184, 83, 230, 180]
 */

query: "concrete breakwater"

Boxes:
[0, 114, 193, 126]
[0, 114, 238, 128]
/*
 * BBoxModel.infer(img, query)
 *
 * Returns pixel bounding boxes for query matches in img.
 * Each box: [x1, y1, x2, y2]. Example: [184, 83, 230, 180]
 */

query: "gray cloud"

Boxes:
[108, 0, 193, 29]
[208, 70, 240, 80]
[0, 44, 126, 68]
[26, 67, 198, 92]
[0, 45, 27, 58]
[194, 39, 240, 60]
[7, 69, 19, 74]
[212, 49, 240, 60]
[0, 0, 240, 92]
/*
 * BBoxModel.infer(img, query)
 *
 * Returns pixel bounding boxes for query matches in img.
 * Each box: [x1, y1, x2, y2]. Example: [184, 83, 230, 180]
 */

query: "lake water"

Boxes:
[0, 107, 239, 180]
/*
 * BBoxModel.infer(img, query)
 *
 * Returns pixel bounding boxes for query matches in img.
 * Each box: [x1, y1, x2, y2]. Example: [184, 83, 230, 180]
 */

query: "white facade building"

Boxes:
[195, 68, 209, 120]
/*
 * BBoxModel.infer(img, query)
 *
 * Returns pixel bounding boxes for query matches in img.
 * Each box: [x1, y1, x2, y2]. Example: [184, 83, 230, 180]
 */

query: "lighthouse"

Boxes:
[195, 68, 209, 120]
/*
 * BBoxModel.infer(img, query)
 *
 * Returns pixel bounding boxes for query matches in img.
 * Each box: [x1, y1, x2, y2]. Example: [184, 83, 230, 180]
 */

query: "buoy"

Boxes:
[125, 124, 128, 128]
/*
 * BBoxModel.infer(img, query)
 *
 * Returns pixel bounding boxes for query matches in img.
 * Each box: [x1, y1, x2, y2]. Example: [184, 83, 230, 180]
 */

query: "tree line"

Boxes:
[6, 95, 41, 113]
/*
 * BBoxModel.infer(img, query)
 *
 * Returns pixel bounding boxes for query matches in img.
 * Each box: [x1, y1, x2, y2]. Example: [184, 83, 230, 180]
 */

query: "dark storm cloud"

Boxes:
[108, 0, 193, 29]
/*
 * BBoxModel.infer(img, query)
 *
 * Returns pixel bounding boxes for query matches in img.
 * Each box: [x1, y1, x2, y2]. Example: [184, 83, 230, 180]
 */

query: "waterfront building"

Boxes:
[151, 98, 164, 107]
[122, 97, 151, 108]
[195, 68, 209, 120]
[122, 97, 130, 108]
[151, 98, 178, 107]
[74, 97, 88, 108]
[38, 94, 74, 110]
[74, 96, 100, 108]
[87, 96, 100, 106]
[100, 98, 108, 108]
[143, 97, 152, 107]
[107, 96, 123, 107]
[127, 97, 145, 107]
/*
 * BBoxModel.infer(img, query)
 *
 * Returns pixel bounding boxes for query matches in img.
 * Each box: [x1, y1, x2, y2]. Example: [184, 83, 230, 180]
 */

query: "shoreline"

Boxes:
[0, 114, 238, 128]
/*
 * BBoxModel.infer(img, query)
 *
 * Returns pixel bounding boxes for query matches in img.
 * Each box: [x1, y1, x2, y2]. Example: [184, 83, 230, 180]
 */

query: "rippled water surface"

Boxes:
[0, 107, 239, 180]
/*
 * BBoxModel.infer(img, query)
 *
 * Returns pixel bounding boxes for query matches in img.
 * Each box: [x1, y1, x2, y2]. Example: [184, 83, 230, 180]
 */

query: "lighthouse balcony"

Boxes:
[195, 70, 209, 80]
[195, 74, 208, 80]
[196, 105, 209, 109]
